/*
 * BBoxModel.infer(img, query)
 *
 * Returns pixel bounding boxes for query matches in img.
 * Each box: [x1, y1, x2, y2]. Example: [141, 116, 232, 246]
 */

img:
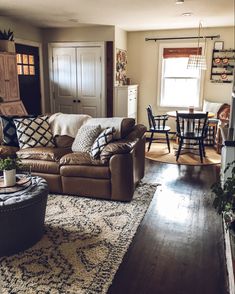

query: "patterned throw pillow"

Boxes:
[0, 115, 35, 147]
[13, 116, 55, 149]
[72, 125, 101, 152]
[90, 127, 115, 159]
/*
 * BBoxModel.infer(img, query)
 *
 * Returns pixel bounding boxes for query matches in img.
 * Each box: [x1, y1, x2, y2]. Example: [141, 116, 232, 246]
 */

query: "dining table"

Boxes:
[166, 110, 215, 118]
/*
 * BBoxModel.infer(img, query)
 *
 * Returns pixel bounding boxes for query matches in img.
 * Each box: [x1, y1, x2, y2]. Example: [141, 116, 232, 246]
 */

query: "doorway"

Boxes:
[15, 44, 41, 115]
[49, 42, 105, 117]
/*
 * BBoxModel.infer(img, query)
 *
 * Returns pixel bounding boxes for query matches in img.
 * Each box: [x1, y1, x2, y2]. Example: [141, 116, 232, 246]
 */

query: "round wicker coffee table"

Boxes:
[0, 176, 48, 257]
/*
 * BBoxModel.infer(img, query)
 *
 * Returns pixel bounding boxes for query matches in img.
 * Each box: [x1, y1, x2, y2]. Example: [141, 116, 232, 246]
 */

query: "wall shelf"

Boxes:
[210, 49, 235, 83]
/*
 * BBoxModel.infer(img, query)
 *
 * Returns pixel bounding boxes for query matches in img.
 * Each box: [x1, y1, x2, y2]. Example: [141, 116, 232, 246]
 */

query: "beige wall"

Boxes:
[115, 27, 127, 50]
[127, 26, 234, 127]
[41, 25, 115, 112]
[0, 16, 42, 42]
[42, 25, 114, 43]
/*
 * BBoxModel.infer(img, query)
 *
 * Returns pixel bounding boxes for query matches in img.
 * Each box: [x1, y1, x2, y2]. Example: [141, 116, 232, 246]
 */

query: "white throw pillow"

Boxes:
[72, 125, 101, 152]
[203, 100, 223, 115]
[90, 127, 115, 159]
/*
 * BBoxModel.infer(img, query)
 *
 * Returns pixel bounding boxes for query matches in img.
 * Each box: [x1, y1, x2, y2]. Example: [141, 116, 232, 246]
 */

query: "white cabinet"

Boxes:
[114, 85, 138, 120]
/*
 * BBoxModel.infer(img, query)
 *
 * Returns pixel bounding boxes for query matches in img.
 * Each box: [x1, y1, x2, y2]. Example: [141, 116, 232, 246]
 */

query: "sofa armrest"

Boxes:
[110, 153, 134, 201]
[0, 145, 19, 157]
[100, 139, 138, 164]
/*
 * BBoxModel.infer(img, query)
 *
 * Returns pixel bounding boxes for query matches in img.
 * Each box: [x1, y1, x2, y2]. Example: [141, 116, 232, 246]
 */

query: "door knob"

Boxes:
[73, 100, 76, 103]
[77, 99, 81, 103]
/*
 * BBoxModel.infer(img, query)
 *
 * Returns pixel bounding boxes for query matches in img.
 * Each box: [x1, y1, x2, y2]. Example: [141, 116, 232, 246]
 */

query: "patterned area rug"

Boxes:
[0, 182, 157, 294]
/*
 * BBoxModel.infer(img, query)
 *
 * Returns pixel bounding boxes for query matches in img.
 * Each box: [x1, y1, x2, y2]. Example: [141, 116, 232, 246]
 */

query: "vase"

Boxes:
[0, 40, 15, 53]
[3, 169, 16, 187]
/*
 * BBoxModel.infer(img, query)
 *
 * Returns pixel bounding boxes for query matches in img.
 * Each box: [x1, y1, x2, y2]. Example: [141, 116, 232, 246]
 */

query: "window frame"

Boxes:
[157, 42, 205, 110]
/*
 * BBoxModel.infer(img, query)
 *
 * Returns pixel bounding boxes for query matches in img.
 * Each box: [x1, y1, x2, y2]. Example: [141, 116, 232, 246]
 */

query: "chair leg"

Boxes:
[148, 132, 154, 152]
[166, 132, 171, 153]
[202, 141, 206, 157]
[176, 138, 183, 161]
[199, 140, 204, 163]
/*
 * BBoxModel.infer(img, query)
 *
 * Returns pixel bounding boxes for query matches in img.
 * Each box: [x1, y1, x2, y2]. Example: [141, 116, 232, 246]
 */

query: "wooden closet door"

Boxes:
[0, 54, 7, 101]
[4, 54, 20, 101]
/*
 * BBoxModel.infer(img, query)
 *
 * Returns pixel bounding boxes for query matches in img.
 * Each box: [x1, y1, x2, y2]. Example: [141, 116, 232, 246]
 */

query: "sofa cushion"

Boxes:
[100, 139, 138, 163]
[60, 165, 110, 179]
[85, 117, 135, 139]
[20, 159, 60, 174]
[203, 100, 223, 117]
[121, 118, 136, 138]
[72, 124, 101, 152]
[14, 116, 55, 149]
[0, 115, 35, 147]
[60, 152, 105, 166]
[125, 124, 147, 140]
[90, 127, 115, 159]
[54, 135, 74, 148]
[17, 147, 71, 162]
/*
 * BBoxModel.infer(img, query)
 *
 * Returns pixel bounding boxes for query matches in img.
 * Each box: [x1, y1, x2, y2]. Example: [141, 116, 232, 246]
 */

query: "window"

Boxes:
[159, 47, 203, 108]
[17, 54, 35, 76]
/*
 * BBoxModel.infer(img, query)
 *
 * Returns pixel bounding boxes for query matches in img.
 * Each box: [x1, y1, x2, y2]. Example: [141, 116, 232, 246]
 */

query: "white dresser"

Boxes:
[114, 85, 138, 120]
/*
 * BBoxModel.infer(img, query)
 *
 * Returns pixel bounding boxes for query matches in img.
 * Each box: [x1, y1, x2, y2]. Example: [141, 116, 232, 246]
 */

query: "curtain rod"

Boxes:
[145, 35, 220, 41]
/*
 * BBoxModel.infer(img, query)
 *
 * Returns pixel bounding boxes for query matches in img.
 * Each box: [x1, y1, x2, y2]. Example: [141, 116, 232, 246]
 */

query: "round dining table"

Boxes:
[167, 110, 215, 118]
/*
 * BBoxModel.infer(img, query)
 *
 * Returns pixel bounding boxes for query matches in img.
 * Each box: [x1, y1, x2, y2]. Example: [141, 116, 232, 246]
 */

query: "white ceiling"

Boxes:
[0, 0, 234, 31]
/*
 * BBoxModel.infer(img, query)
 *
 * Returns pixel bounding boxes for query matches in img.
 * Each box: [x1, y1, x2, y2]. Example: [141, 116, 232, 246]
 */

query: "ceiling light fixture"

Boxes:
[182, 12, 192, 16]
[187, 22, 207, 70]
[176, 0, 184, 4]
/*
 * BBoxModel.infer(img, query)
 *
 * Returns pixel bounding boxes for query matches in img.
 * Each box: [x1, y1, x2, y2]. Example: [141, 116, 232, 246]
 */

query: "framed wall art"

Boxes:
[0, 101, 27, 115]
[116, 49, 127, 86]
[214, 41, 224, 50]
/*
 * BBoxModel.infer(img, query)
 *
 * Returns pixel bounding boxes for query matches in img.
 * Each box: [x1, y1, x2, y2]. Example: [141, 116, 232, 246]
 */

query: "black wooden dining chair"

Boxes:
[146, 105, 171, 152]
[176, 112, 208, 163]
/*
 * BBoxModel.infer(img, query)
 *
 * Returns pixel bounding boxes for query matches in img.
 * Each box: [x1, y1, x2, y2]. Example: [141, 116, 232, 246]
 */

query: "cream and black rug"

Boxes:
[0, 182, 157, 294]
[145, 142, 221, 166]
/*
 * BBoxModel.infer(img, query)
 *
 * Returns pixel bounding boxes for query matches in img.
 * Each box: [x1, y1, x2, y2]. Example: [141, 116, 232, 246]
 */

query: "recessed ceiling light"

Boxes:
[182, 12, 193, 16]
[176, 0, 184, 4]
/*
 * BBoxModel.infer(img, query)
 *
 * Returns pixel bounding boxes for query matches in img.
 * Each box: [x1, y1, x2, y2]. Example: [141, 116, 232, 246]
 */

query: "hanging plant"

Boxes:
[0, 29, 14, 41]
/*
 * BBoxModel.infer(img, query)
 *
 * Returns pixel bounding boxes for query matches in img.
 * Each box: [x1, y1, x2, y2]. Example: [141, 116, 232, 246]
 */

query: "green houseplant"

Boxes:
[0, 29, 15, 53]
[0, 157, 21, 187]
[0, 29, 14, 41]
[212, 160, 235, 230]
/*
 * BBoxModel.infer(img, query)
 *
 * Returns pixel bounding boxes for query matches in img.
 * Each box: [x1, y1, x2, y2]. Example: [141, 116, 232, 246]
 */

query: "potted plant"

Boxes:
[0, 29, 15, 53]
[212, 160, 235, 231]
[0, 157, 21, 187]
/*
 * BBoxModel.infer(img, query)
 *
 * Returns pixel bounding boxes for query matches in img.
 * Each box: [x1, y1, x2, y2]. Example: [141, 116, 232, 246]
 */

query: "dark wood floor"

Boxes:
[108, 159, 228, 294]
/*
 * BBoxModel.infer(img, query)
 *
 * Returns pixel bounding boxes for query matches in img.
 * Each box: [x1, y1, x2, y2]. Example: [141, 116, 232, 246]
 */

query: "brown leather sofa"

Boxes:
[0, 120, 146, 202]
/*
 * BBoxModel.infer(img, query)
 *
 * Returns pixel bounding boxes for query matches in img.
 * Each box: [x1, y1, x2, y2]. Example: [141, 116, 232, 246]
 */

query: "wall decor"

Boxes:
[214, 41, 224, 50]
[116, 49, 127, 86]
[0, 101, 27, 115]
[210, 49, 235, 83]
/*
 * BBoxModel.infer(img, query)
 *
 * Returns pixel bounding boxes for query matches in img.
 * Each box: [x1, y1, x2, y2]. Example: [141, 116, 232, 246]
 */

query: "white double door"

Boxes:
[51, 45, 103, 117]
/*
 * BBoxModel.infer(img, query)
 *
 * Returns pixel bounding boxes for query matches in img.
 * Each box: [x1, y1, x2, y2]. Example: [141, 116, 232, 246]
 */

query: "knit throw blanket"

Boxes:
[49, 113, 91, 138]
